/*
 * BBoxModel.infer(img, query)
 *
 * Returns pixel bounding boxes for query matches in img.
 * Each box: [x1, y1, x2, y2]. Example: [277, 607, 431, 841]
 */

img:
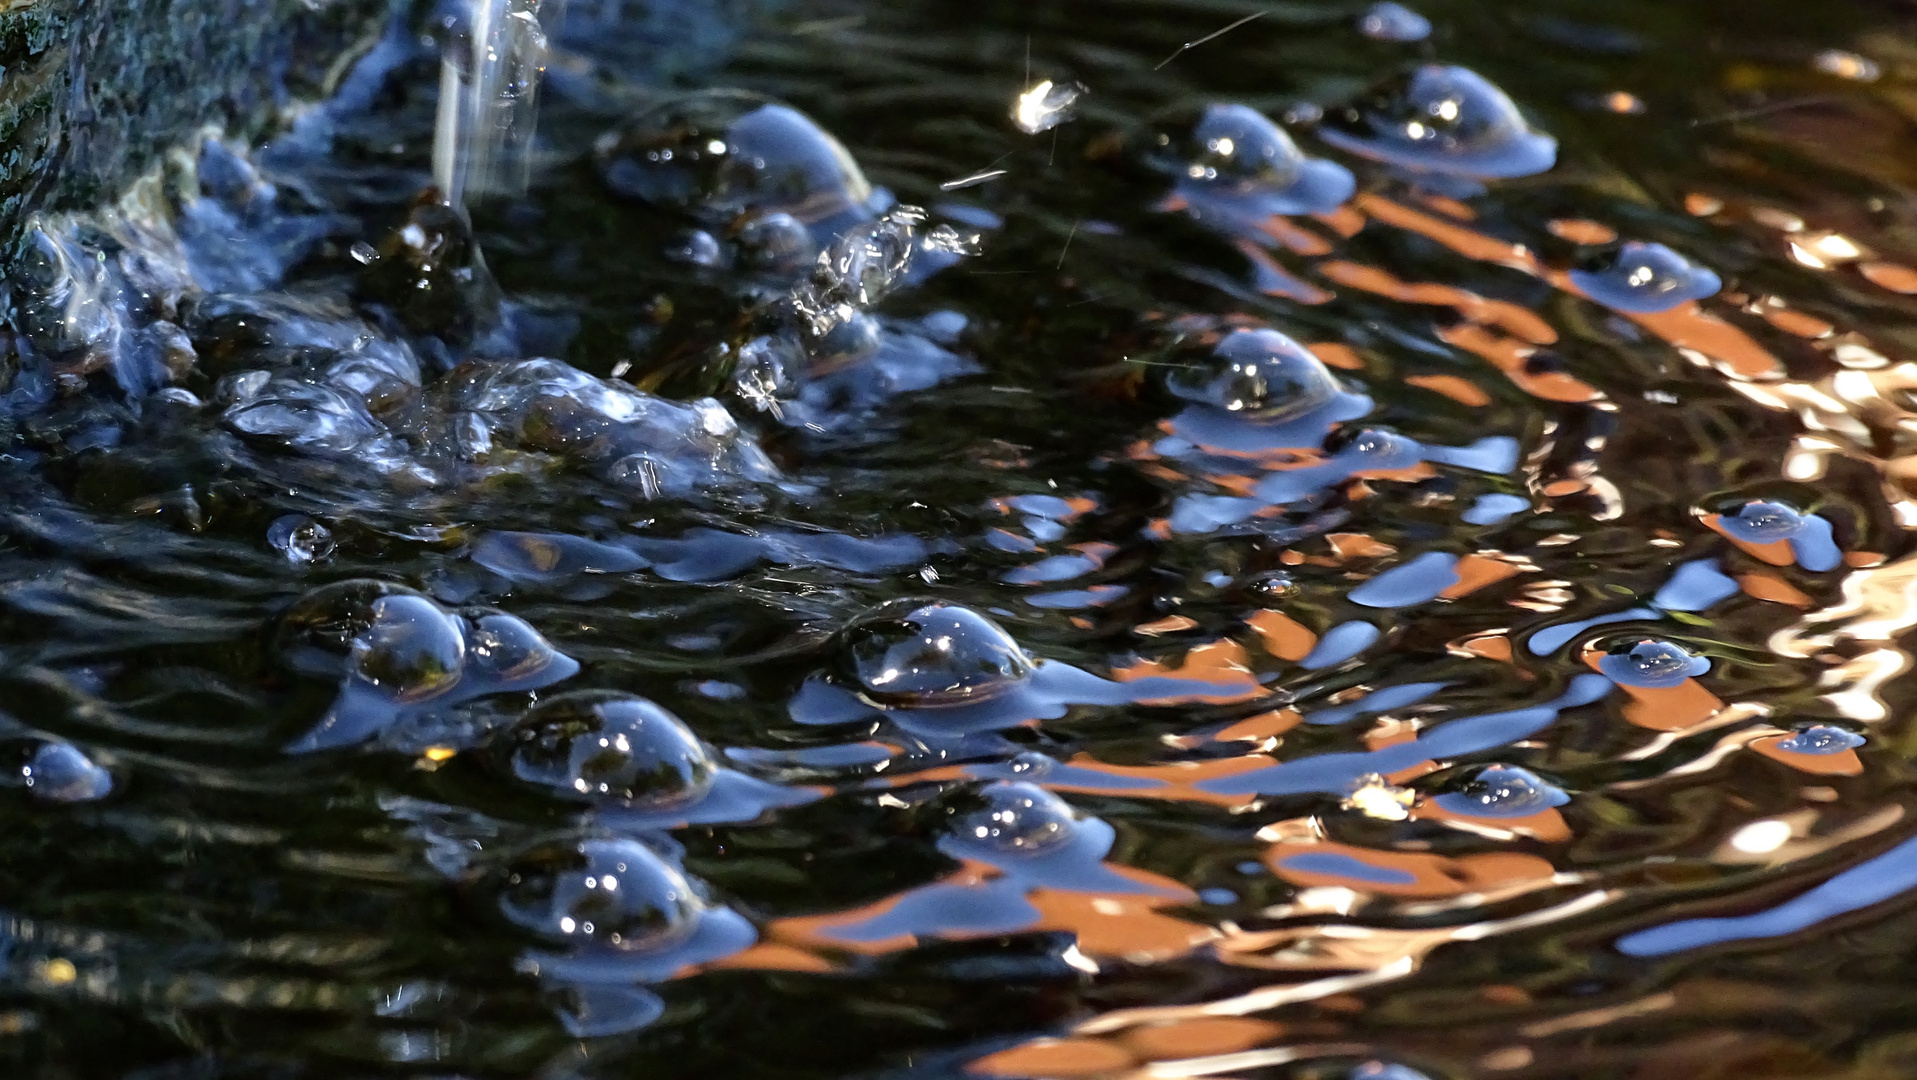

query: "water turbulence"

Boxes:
[6, 0, 1917, 1076]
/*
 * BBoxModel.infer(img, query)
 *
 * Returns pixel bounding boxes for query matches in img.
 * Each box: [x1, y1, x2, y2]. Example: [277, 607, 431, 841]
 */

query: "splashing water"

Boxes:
[433, 0, 552, 204]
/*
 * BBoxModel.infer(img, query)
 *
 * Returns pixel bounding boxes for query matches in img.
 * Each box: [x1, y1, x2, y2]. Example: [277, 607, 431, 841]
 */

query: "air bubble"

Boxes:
[1776, 725, 1865, 755]
[1432, 765, 1569, 818]
[596, 90, 876, 230]
[1719, 499, 1807, 543]
[1168, 328, 1346, 420]
[1154, 105, 1355, 216]
[22, 743, 112, 803]
[1597, 638, 1711, 688]
[1568, 241, 1721, 314]
[1359, 2, 1432, 42]
[844, 600, 1036, 707]
[499, 836, 701, 955]
[504, 691, 717, 809]
[348, 594, 467, 705]
[946, 781, 1079, 857]
[1320, 65, 1557, 178]
[267, 515, 335, 565]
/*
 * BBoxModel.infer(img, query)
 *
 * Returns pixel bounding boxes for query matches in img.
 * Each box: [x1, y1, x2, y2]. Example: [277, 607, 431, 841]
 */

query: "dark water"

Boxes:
[5, 0, 1917, 1077]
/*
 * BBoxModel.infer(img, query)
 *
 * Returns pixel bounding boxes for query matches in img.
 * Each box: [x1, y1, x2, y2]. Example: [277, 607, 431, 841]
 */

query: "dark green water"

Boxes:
[5, 0, 1917, 1077]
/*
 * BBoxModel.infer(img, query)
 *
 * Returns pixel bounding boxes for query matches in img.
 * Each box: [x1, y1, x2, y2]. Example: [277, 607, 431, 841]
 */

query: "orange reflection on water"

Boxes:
[1750, 733, 1864, 776]
[1265, 841, 1558, 899]
[1114, 639, 1266, 703]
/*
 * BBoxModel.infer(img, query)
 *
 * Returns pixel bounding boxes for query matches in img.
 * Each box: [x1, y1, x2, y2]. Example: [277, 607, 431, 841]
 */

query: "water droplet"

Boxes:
[1812, 49, 1879, 82]
[947, 781, 1078, 856]
[349, 594, 467, 704]
[1718, 499, 1807, 543]
[1597, 638, 1711, 688]
[1321, 65, 1557, 178]
[22, 743, 112, 803]
[1168, 328, 1344, 420]
[267, 515, 335, 565]
[498, 836, 700, 954]
[596, 90, 874, 228]
[844, 600, 1035, 707]
[1359, 2, 1432, 42]
[1012, 79, 1084, 134]
[505, 691, 717, 808]
[1777, 724, 1865, 755]
[1568, 241, 1721, 313]
[1432, 765, 1569, 818]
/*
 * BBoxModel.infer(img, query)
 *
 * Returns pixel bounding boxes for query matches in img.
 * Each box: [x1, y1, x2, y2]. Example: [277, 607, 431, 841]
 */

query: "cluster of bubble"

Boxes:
[592, 88, 982, 429]
[275, 579, 579, 751]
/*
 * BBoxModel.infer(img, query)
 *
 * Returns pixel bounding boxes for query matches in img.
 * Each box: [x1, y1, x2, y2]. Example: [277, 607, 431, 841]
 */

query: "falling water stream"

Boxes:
[4, 0, 1917, 1077]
